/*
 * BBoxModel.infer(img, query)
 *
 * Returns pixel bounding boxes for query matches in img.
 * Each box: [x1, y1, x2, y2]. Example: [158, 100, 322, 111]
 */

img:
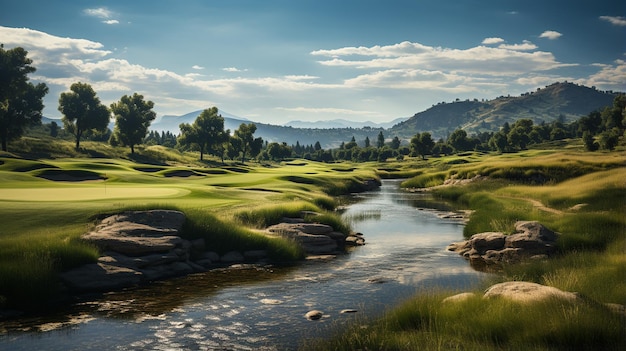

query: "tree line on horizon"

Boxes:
[2, 45, 625, 162]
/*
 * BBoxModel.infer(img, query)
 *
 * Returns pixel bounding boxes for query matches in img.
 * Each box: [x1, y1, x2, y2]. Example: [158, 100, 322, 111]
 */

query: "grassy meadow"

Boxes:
[1, 137, 625, 349]
[0, 140, 378, 307]
[307, 147, 626, 350]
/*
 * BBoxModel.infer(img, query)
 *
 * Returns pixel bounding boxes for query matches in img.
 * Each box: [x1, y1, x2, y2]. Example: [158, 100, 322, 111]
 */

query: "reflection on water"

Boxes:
[1, 179, 487, 350]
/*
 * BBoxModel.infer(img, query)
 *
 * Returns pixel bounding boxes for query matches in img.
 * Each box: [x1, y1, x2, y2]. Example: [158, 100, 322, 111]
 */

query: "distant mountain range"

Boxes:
[44, 82, 621, 149]
[284, 118, 407, 129]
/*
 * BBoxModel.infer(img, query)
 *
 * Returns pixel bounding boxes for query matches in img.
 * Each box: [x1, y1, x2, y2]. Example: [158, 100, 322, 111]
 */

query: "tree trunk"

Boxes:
[130, 145, 135, 154]
[75, 129, 82, 150]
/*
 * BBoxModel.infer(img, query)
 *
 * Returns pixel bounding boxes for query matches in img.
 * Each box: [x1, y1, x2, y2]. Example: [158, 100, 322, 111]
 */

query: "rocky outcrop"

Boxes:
[447, 221, 559, 267]
[60, 210, 365, 293]
[60, 210, 270, 293]
[266, 221, 364, 255]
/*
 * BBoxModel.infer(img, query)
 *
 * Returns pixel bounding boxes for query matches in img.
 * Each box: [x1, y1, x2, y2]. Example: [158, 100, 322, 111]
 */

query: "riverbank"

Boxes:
[305, 149, 626, 350]
[0, 153, 379, 310]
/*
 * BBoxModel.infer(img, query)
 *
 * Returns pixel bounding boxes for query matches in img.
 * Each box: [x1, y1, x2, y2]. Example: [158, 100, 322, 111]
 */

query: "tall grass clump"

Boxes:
[234, 202, 322, 228]
[182, 209, 304, 261]
[401, 171, 447, 188]
[0, 235, 99, 308]
[303, 292, 626, 350]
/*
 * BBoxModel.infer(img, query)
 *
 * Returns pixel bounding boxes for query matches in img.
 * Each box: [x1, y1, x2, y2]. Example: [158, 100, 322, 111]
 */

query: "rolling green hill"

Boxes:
[390, 82, 619, 139]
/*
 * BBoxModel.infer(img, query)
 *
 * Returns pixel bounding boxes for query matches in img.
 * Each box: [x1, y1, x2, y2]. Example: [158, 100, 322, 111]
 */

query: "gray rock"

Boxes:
[442, 292, 476, 303]
[448, 221, 559, 266]
[244, 250, 268, 261]
[60, 263, 142, 292]
[221, 251, 244, 263]
[198, 251, 220, 262]
[483, 281, 579, 303]
[305, 310, 324, 320]
[81, 210, 187, 256]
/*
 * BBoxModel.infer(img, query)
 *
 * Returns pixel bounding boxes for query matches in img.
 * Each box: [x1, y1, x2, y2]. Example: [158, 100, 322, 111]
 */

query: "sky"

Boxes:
[1, 0, 625, 125]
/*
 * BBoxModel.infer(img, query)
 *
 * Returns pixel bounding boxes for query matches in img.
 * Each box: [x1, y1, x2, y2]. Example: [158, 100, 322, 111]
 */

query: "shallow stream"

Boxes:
[1, 179, 488, 350]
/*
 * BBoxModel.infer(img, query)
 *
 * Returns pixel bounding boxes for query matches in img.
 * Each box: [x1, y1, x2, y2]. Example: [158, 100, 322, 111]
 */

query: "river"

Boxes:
[0, 179, 488, 350]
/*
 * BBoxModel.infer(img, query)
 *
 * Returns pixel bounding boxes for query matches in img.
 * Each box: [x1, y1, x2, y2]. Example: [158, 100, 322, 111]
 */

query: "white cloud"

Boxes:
[600, 16, 626, 27]
[223, 67, 248, 72]
[84, 7, 120, 25]
[539, 30, 562, 40]
[284, 75, 319, 81]
[577, 60, 626, 88]
[314, 41, 572, 76]
[482, 37, 505, 45]
[3, 25, 622, 124]
[84, 8, 113, 19]
[311, 41, 431, 58]
[498, 40, 537, 51]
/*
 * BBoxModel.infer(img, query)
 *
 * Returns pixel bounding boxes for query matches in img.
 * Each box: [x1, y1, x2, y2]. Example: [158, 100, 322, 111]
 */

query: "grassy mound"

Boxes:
[0, 150, 378, 308]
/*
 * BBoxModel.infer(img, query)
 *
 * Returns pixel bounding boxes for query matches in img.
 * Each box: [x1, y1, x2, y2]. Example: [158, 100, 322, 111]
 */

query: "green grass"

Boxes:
[305, 149, 626, 351]
[304, 291, 625, 350]
[0, 141, 380, 308]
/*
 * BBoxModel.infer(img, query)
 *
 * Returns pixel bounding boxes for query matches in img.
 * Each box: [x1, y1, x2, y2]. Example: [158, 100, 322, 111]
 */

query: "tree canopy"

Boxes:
[110, 93, 156, 154]
[0, 45, 48, 151]
[58, 82, 110, 150]
[232, 123, 263, 163]
[177, 107, 229, 161]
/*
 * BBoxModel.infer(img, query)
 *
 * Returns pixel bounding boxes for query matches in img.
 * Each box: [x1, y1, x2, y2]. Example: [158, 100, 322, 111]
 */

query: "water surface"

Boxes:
[1, 179, 487, 350]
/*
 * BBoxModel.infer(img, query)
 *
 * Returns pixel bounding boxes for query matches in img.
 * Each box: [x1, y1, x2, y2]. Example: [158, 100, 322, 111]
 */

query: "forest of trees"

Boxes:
[2, 45, 625, 163]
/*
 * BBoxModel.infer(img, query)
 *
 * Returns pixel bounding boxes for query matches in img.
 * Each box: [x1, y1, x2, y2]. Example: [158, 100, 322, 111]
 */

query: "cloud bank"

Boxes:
[1, 26, 624, 123]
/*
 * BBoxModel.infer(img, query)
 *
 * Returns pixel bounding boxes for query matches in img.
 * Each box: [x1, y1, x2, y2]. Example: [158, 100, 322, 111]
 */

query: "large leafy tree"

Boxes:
[110, 93, 156, 154]
[231, 123, 263, 164]
[0, 45, 48, 151]
[410, 132, 434, 159]
[58, 82, 110, 150]
[178, 107, 229, 161]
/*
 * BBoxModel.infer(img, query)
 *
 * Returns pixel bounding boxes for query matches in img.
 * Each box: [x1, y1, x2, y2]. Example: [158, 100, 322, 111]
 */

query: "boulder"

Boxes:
[268, 222, 334, 236]
[305, 310, 324, 320]
[221, 251, 245, 263]
[81, 210, 187, 256]
[59, 263, 142, 292]
[483, 281, 579, 303]
[447, 221, 559, 266]
[60, 210, 210, 293]
[442, 292, 476, 304]
[266, 222, 348, 255]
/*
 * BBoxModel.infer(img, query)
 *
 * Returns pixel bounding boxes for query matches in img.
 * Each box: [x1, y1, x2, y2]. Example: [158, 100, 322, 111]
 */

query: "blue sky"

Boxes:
[1, 0, 624, 125]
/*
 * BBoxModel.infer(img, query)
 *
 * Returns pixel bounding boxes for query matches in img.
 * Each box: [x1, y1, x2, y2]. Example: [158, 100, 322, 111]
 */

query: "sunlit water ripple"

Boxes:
[1, 179, 488, 350]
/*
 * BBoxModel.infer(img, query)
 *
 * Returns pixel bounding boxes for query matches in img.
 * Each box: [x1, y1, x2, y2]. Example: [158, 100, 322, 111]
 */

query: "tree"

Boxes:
[58, 82, 110, 150]
[364, 136, 371, 148]
[49, 121, 59, 137]
[488, 132, 509, 153]
[0, 45, 48, 151]
[232, 123, 262, 163]
[582, 131, 599, 151]
[110, 93, 156, 154]
[377, 131, 385, 148]
[410, 132, 434, 159]
[448, 129, 470, 152]
[390, 136, 401, 149]
[345, 136, 358, 149]
[177, 107, 228, 161]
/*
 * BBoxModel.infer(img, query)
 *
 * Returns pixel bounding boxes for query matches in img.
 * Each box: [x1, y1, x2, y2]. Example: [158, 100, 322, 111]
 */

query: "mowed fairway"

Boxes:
[0, 186, 189, 202]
